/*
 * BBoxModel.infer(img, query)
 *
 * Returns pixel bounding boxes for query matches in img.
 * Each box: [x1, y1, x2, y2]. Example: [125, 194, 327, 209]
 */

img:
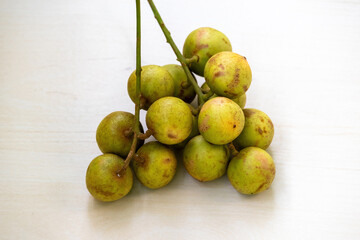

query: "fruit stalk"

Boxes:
[147, 0, 205, 105]
[120, 0, 142, 174]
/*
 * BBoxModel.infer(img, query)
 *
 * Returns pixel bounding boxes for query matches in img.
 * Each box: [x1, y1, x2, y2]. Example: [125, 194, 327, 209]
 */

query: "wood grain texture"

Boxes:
[0, 0, 359, 239]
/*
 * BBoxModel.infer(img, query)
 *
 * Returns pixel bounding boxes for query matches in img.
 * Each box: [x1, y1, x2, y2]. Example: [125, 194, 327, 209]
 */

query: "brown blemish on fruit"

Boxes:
[227, 68, 240, 90]
[242, 85, 248, 92]
[162, 172, 170, 178]
[245, 109, 256, 117]
[219, 64, 225, 70]
[222, 38, 228, 44]
[168, 133, 177, 139]
[164, 158, 171, 164]
[93, 186, 115, 197]
[243, 56, 247, 60]
[223, 90, 237, 98]
[214, 71, 225, 78]
[268, 119, 274, 128]
[199, 115, 210, 132]
[257, 128, 263, 135]
[233, 124, 236, 128]
[255, 182, 266, 193]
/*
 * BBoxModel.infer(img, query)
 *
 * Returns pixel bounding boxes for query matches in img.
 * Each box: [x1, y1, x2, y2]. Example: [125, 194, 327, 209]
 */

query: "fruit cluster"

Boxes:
[86, 26, 276, 202]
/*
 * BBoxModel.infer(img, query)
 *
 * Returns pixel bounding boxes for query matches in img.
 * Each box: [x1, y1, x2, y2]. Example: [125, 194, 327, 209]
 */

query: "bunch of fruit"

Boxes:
[85, 3, 275, 202]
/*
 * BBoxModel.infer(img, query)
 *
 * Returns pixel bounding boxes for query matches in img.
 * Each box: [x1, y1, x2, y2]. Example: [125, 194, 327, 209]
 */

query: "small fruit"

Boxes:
[173, 114, 199, 149]
[183, 135, 230, 181]
[146, 96, 192, 145]
[227, 147, 275, 195]
[198, 97, 245, 145]
[233, 108, 274, 150]
[132, 141, 177, 189]
[163, 64, 196, 103]
[96, 111, 144, 158]
[127, 65, 174, 110]
[183, 27, 232, 76]
[86, 154, 133, 202]
[204, 51, 252, 98]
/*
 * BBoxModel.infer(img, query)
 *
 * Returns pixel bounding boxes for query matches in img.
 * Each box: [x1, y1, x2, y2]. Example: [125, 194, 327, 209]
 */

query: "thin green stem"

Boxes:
[120, 0, 142, 174]
[147, 0, 205, 105]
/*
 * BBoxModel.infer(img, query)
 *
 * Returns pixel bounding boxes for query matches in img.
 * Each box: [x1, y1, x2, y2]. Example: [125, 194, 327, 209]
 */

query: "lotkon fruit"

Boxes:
[227, 147, 275, 195]
[183, 135, 230, 182]
[146, 96, 192, 145]
[183, 27, 232, 76]
[132, 141, 177, 189]
[127, 65, 174, 110]
[86, 154, 133, 202]
[204, 51, 252, 99]
[198, 97, 244, 145]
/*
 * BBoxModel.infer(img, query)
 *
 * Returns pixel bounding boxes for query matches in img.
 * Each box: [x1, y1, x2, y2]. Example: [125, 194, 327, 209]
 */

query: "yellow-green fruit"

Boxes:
[127, 65, 174, 110]
[183, 135, 230, 182]
[183, 27, 232, 76]
[173, 114, 199, 149]
[227, 147, 275, 195]
[204, 51, 252, 98]
[163, 64, 196, 103]
[96, 111, 144, 158]
[132, 141, 177, 189]
[86, 154, 133, 202]
[201, 82, 246, 108]
[146, 97, 192, 145]
[233, 108, 274, 150]
[198, 97, 245, 145]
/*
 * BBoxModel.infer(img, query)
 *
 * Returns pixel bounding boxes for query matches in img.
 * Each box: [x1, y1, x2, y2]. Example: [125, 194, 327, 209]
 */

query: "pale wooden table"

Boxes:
[1, 0, 359, 239]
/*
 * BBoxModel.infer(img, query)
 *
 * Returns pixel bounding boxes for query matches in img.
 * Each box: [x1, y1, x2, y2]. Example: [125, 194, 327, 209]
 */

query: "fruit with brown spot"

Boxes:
[183, 135, 230, 182]
[183, 27, 232, 76]
[132, 141, 177, 189]
[227, 147, 275, 195]
[86, 154, 133, 202]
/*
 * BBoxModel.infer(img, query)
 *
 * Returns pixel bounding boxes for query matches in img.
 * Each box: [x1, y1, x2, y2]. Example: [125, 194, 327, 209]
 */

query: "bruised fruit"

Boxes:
[233, 108, 274, 150]
[183, 27, 232, 76]
[146, 96, 192, 145]
[227, 147, 275, 194]
[204, 51, 252, 98]
[127, 65, 174, 110]
[163, 64, 196, 103]
[132, 141, 177, 189]
[198, 97, 244, 145]
[173, 114, 199, 149]
[183, 135, 230, 182]
[96, 111, 144, 158]
[86, 154, 133, 201]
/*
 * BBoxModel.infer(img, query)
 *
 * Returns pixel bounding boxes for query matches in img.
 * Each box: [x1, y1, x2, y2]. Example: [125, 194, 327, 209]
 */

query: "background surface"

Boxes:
[1, 0, 360, 239]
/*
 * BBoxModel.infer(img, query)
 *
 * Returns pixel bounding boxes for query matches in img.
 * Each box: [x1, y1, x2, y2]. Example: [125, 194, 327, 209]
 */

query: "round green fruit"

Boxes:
[146, 96, 192, 145]
[198, 97, 245, 145]
[183, 27, 232, 76]
[132, 141, 177, 189]
[96, 111, 144, 158]
[233, 108, 274, 150]
[127, 65, 174, 110]
[183, 135, 230, 182]
[86, 154, 133, 202]
[163, 64, 196, 103]
[204, 51, 252, 98]
[227, 147, 275, 195]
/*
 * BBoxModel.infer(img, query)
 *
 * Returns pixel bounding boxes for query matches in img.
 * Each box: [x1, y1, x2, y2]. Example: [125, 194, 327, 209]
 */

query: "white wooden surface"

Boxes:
[1, 0, 360, 239]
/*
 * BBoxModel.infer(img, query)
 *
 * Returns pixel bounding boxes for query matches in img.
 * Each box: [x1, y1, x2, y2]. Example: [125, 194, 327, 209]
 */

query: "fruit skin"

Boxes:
[173, 114, 199, 149]
[127, 65, 174, 110]
[163, 64, 196, 103]
[204, 51, 252, 98]
[227, 147, 275, 195]
[132, 141, 177, 189]
[146, 96, 193, 145]
[96, 111, 144, 158]
[86, 154, 133, 202]
[201, 82, 246, 108]
[233, 108, 274, 150]
[198, 97, 245, 145]
[183, 135, 230, 182]
[183, 27, 232, 77]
